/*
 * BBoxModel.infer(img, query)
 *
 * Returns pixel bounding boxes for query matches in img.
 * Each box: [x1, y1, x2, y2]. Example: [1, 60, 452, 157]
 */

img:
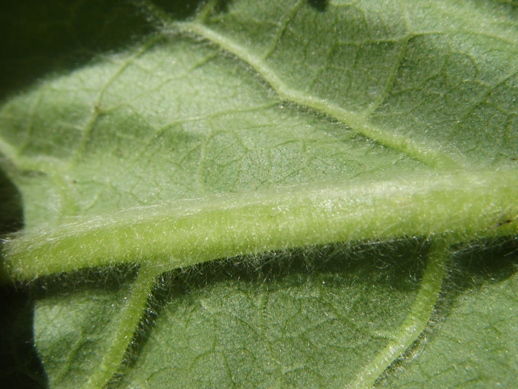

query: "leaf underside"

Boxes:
[0, 0, 517, 388]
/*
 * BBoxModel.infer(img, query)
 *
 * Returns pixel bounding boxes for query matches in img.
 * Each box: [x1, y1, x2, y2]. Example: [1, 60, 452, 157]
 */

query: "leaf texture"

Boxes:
[0, 0, 517, 388]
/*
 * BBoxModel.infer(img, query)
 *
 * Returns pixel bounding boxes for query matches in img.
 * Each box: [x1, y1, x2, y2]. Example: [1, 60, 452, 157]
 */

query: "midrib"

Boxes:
[4, 168, 517, 281]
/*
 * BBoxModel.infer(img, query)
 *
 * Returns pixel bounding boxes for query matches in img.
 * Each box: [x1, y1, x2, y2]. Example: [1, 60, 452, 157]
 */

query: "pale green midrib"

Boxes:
[174, 21, 462, 170]
[3, 169, 517, 281]
[349, 239, 450, 388]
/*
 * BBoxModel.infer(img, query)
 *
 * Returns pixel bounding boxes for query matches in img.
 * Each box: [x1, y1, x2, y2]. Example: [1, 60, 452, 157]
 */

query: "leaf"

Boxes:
[383, 249, 518, 388]
[0, 0, 517, 388]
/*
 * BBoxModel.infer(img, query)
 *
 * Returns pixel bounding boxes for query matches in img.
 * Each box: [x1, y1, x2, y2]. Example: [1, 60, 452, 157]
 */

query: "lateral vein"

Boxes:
[174, 21, 461, 169]
[349, 238, 450, 388]
[82, 264, 160, 389]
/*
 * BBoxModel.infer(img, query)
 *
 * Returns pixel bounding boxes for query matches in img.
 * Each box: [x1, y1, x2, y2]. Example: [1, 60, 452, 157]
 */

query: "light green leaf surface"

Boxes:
[0, 0, 517, 388]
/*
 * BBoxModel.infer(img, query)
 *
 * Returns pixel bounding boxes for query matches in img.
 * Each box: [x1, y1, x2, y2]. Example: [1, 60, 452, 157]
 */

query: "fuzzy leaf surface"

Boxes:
[0, 0, 517, 388]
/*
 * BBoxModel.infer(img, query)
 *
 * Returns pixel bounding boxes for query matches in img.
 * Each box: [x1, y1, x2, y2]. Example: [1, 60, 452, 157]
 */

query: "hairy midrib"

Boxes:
[4, 169, 517, 281]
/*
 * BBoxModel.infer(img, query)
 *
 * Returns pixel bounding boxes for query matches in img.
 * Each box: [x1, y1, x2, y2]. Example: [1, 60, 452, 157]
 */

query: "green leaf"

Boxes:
[0, 0, 517, 388]
[384, 250, 518, 388]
